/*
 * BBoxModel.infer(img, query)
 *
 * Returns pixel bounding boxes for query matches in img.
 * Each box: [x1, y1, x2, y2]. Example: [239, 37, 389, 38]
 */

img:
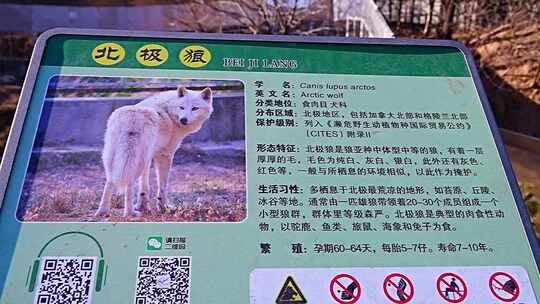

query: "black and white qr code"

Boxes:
[34, 256, 97, 304]
[134, 256, 191, 304]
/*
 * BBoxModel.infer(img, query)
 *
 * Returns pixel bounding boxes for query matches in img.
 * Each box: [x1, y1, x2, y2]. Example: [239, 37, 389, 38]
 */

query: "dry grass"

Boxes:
[18, 158, 246, 222]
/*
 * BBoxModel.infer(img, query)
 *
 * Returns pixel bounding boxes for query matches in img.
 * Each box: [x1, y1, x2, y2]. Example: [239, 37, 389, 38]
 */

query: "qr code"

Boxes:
[134, 256, 191, 304]
[34, 256, 97, 304]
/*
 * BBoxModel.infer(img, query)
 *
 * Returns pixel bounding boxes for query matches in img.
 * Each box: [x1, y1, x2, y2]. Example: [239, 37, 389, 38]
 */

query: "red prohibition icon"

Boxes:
[329, 273, 362, 304]
[383, 273, 415, 304]
[489, 272, 520, 302]
[436, 272, 468, 303]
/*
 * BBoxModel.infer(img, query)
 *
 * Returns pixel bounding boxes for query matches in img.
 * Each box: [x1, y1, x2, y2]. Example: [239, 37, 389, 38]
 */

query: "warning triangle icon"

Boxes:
[275, 276, 308, 304]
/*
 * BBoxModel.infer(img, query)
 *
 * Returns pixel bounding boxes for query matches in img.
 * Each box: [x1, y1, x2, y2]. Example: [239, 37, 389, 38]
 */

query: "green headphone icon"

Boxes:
[27, 231, 107, 293]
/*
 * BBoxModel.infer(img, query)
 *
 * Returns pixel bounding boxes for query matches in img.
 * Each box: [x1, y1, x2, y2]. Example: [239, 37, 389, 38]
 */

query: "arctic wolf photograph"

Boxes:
[96, 86, 213, 217]
[17, 76, 246, 222]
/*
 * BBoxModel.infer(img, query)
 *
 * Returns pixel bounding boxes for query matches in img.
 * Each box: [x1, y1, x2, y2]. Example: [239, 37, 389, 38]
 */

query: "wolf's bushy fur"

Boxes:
[95, 86, 213, 217]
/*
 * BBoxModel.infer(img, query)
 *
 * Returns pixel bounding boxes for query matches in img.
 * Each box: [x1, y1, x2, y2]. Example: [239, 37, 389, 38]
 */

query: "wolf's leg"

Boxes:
[95, 181, 114, 217]
[124, 182, 140, 217]
[154, 153, 173, 211]
[136, 162, 152, 213]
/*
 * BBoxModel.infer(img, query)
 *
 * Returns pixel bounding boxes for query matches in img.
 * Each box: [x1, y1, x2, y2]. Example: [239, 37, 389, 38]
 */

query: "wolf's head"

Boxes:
[166, 86, 213, 129]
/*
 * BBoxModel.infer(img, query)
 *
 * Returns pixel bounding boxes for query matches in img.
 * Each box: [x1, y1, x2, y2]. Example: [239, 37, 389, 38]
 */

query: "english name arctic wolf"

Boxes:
[95, 86, 213, 217]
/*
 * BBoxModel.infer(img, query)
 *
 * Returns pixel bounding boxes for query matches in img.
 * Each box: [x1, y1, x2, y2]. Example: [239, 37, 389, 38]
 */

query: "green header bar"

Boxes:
[42, 35, 471, 77]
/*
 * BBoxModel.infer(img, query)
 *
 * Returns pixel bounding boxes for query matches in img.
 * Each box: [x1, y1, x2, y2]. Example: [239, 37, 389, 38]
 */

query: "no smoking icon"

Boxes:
[436, 272, 468, 303]
[329, 273, 361, 304]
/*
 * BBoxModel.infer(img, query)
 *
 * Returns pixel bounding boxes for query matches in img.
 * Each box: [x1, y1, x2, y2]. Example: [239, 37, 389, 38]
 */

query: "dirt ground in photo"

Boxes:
[18, 156, 246, 222]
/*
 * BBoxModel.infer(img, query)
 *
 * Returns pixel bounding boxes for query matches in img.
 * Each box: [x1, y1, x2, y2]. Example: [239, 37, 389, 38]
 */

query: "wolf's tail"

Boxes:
[102, 106, 159, 187]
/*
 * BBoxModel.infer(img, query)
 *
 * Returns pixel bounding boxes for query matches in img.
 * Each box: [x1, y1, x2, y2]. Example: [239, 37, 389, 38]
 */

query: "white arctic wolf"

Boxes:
[95, 86, 213, 217]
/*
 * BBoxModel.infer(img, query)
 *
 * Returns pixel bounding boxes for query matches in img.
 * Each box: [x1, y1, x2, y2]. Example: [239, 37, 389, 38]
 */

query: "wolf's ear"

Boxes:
[201, 87, 212, 103]
[178, 86, 187, 97]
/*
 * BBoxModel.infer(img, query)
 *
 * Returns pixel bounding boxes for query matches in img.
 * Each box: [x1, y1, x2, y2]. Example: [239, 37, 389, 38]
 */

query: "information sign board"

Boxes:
[0, 28, 539, 303]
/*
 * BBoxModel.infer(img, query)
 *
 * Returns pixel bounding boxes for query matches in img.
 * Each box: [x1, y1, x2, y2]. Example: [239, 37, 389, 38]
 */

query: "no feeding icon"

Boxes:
[329, 273, 361, 304]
